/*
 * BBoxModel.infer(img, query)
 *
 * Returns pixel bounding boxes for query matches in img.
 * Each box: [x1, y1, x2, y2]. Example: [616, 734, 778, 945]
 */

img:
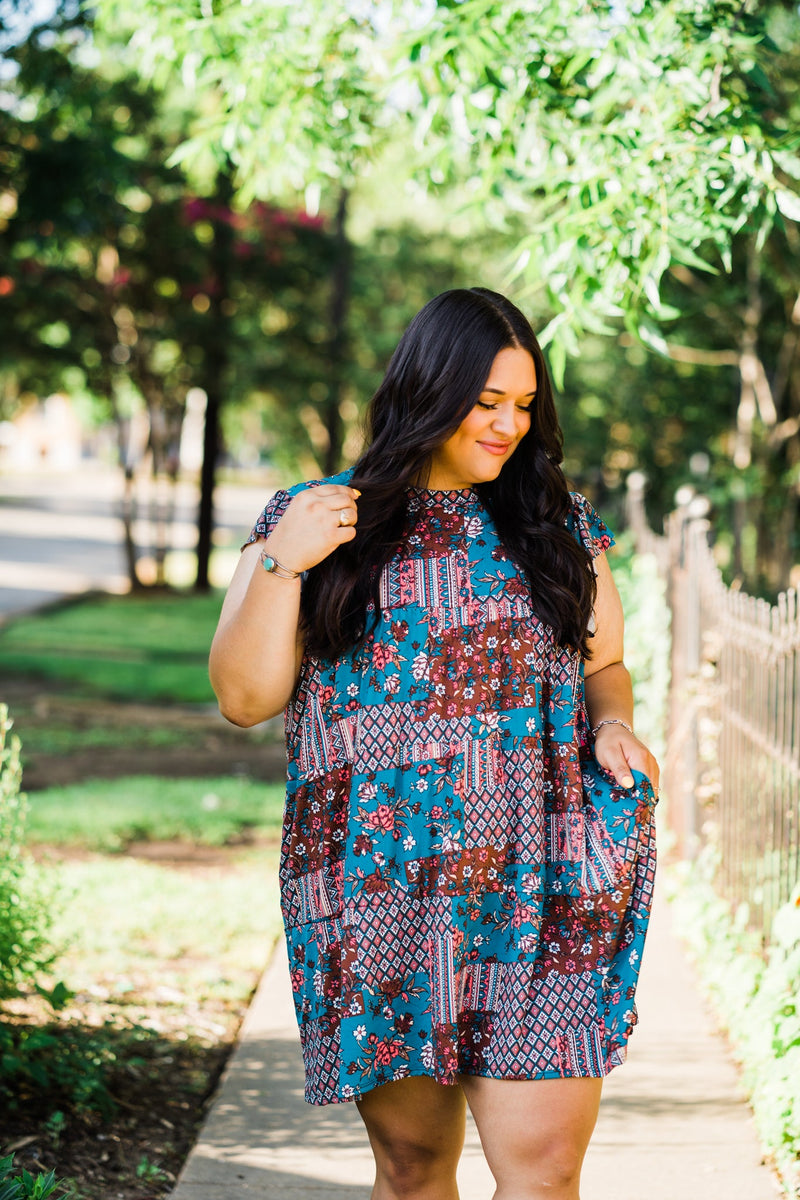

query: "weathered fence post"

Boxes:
[626, 471, 800, 936]
[666, 492, 709, 859]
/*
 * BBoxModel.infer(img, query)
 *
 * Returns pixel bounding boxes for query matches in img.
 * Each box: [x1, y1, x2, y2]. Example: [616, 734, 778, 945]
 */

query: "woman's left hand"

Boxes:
[593, 723, 660, 795]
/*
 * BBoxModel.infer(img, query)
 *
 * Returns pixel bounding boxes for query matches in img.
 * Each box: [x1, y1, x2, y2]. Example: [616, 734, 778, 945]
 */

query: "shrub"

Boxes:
[0, 1021, 116, 1117]
[670, 854, 800, 1197]
[0, 707, 115, 1119]
[0, 705, 59, 1001]
[0, 1154, 66, 1199]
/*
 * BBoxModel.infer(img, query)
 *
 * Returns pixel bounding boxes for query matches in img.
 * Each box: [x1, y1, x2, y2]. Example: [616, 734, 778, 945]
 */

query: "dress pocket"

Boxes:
[293, 861, 344, 924]
[578, 755, 657, 884]
[296, 694, 357, 781]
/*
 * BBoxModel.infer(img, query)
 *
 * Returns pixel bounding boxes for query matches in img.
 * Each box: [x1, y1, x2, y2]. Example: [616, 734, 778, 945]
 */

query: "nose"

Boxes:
[491, 403, 519, 438]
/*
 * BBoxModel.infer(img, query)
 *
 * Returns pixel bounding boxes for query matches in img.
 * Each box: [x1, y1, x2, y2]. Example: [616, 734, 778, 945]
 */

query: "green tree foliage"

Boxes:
[89, 1, 799, 363]
[410, 0, 800, 591]
[0, 8, 480, 578]
[86, 0, 800, 593]
[403, 1, 798, 367]
[89, 0, 392, 201]
[6, 3, 799, 590]
[0, 15, 352, 584]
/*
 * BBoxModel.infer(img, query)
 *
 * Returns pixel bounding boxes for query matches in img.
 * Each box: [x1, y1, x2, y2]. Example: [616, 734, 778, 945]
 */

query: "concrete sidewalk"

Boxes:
[170, 883, 779, 1200]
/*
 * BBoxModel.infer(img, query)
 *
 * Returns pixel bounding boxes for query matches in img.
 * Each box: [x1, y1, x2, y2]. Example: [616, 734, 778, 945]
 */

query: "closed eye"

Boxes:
[476, 400, 534, 412]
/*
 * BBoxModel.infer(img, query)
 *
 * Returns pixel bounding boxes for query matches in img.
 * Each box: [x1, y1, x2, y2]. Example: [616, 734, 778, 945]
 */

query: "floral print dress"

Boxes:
[247, 474, 657, 1105]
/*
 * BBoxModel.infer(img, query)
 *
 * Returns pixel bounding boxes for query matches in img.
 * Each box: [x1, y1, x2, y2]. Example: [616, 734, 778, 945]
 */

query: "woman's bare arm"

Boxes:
[209, 542, 304, 726]
[583, 554, 660, 790]
[209, 483, 360, 727]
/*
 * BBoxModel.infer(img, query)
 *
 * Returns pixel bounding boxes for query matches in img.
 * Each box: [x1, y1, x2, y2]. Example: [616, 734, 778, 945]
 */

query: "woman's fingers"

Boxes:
[594, 728, 660, 792]
[265, 485, 360, 571]
[305, 485, 360, 524]
[321, 488, 360, 533]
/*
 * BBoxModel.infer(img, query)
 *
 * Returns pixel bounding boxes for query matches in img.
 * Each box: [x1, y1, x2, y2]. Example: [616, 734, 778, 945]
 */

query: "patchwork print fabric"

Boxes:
[247, 476, 657, 1105]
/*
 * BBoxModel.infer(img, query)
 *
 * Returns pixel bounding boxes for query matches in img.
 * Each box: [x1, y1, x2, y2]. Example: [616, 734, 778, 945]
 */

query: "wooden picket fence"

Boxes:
[626, 474, 800, 937]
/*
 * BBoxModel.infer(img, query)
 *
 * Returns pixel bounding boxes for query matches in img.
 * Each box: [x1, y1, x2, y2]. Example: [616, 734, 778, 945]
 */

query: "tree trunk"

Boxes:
[195, 168, 234, 591]
[324, 186, 351, 476]
[109, 387, 144, 590]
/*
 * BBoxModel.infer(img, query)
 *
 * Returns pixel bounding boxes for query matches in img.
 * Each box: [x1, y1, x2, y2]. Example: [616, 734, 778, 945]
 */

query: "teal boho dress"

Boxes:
[247, 474, 657, 1105]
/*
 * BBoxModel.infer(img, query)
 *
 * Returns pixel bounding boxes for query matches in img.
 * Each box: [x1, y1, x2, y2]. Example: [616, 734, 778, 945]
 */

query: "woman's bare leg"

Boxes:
[459, 1075, 602, 1200]
[356, 1075, 467, 1200]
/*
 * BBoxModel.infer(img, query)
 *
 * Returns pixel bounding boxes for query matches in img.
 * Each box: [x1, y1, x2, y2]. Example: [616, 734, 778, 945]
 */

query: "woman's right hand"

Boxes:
[265, 484, 361, 573]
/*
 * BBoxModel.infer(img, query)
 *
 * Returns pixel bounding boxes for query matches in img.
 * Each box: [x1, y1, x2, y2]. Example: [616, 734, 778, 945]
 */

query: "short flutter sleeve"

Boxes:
[242, 470, 357, 552]
[566, 492, 615, 559]
[242, 488, 293, 550]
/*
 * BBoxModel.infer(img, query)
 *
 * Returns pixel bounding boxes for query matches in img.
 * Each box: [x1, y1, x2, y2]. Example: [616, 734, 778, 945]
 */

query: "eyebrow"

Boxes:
[482, 388, 538, 396]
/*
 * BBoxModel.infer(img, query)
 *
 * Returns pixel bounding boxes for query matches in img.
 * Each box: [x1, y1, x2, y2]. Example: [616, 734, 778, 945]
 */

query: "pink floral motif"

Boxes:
[362, 804, 396, 833]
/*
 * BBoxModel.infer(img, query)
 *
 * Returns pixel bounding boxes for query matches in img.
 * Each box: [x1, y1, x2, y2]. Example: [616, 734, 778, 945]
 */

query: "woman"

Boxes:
[210, 287, 659, 1200]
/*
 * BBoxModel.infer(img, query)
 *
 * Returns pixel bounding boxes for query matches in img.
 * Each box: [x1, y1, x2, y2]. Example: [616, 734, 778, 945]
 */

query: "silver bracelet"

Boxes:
[591, 718, 633, 738]
[259, 549, 301, 580]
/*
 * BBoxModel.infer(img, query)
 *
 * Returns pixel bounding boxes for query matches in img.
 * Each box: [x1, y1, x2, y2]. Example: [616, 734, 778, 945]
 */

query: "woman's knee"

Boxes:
[357, 1077, 465, 1194]
[368, 1128, 459, 1193]
[462, 1075, 600, 1197]
[528, 1135, 585, 1192]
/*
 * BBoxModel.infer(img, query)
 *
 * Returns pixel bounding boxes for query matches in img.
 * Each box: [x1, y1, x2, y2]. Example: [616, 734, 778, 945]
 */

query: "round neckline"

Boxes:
[407, 484, 480, 505]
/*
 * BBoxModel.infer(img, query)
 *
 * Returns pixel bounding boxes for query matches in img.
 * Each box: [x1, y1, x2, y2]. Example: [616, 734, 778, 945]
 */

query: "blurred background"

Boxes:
[1, 2, 799, 1198]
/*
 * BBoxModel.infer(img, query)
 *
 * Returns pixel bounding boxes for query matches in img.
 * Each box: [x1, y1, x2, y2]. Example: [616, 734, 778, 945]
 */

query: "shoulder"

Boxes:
[282, 468, 356, 500]
[265, 467, 356, 510]
[565, 491, 615, 559]
[245, 469, 355, 546]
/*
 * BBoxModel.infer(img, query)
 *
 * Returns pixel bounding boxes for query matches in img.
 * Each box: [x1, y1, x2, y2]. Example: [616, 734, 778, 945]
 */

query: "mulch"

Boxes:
[4, 1028, 232, 1200]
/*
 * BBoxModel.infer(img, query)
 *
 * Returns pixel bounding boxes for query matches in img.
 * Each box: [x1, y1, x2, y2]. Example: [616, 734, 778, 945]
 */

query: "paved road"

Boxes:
[0, 464, 272, 619]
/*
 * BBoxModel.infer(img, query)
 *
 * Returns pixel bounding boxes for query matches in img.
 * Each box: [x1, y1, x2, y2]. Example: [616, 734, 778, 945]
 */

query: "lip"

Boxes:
[478, 441, 513, 456]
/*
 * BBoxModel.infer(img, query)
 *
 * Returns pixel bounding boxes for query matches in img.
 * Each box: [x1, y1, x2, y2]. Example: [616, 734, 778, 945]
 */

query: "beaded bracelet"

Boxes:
[590, 718, 633, 737]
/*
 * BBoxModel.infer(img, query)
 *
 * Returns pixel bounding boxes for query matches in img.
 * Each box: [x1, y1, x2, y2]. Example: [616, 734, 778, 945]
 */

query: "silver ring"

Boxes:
[338, 508, 350, 527]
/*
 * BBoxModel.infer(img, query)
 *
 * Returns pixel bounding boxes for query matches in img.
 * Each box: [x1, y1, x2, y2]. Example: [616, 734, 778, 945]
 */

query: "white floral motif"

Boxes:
[412, 652, 429, 681]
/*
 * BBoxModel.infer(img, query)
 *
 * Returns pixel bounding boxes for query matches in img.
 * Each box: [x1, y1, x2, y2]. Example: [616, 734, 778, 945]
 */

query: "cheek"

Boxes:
[460, 410, 491, 442]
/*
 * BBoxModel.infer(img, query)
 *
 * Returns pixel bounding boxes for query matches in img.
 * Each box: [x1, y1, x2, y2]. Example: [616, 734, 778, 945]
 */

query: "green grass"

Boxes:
[48, 853, 283, 1013]
[0, 591, 225, 704]
[19, 718, 191, 758]
[26, 776, 286, 850]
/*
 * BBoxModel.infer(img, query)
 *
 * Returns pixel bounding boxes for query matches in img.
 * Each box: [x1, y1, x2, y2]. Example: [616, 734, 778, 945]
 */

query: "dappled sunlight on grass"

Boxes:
[45, 851, 282, 1020]
[26, 776, 285, 850]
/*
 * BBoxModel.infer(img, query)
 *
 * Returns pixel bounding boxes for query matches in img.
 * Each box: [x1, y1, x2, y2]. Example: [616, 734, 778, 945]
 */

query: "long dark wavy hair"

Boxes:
[301, 287, 596, 660]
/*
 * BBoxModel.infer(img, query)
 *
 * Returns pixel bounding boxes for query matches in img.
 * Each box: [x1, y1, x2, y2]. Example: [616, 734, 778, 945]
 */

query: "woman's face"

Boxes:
[427, 345, 536, 490]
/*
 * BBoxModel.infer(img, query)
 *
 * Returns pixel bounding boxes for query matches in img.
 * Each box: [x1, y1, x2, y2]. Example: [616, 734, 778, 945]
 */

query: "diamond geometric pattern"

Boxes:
[299, 1016, 343, 1105]
[343, 892, 450, 985]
